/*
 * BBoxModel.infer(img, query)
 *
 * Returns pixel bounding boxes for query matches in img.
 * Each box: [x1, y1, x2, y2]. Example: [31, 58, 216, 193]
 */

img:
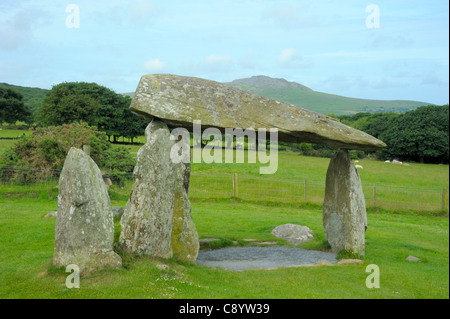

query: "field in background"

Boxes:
[1, 129, 448, 214]
[0, 128, 448, 299]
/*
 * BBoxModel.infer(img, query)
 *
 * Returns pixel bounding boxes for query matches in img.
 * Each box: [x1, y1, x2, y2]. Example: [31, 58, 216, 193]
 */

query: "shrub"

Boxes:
[101, 146, 136, 172]
[101, 146, 136, 187]
[1, 122, 110, 179]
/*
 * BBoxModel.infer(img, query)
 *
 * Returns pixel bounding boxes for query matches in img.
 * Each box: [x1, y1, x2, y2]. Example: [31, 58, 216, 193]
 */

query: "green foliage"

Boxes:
[101, 146, 136, 187]
[338, 106, 449, 164]
[378, 105, 449, 163]
[37, 82, 147, 142]
[299, 143, 336, 158]
[358, 112, 399, 138]
[349, 150, 365, 160]
[299, 143, 312, 152]
[101, 146, 136, 172]
[1, 122, 110, 171]
[0, 87, 32, 125]
[0, 82, 48, 116]
[38, 138, 63, 164]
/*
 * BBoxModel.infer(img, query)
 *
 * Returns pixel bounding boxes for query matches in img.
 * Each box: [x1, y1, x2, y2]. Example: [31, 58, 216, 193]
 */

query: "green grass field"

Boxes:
[0, 197, 448, 299]
[0, 129, 448, 299]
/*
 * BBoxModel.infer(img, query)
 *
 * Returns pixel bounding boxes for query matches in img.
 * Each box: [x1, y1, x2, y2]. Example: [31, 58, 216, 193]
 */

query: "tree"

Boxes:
[37, 82, 147, 142]
[0, 87, 32, 125]
[359, 112, 399, 138]
[379, 105, 449, 163]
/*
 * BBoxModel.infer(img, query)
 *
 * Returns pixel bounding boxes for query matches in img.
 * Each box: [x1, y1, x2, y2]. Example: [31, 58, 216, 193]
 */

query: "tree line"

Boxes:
[337, 105, 449, 164]
[1, 82, 148, 143]
[1, 82, 448, 164]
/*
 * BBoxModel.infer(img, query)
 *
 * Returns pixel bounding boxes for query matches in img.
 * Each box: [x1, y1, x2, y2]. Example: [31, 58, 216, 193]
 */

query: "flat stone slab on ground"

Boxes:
[196, 246, 337, 271]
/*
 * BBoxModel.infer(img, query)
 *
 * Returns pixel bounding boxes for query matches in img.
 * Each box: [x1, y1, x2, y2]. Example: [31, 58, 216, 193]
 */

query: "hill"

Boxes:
[225, 76, 431, 115]
[0, 82, 49, 114]
[2, 76, 430, 117]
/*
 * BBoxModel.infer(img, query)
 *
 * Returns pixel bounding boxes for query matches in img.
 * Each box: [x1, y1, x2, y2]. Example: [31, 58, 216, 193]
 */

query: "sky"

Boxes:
[0, 0, 448, 105]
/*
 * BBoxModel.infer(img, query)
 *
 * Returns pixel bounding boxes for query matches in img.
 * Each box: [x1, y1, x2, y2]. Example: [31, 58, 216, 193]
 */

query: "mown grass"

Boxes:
[0, 130, 448, 299]
[0, 196, 448, 299]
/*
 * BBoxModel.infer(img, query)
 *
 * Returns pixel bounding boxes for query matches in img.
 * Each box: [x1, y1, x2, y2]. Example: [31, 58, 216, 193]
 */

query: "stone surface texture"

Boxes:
[53, 147, 122, 271]
[171, 160, 199, 262]
[118, 120, 199, 262]
[130, 74, 386, 151]
[271, 224, 314, 245]
[323, 149, 367, 255]
[118, 120, 176, 258]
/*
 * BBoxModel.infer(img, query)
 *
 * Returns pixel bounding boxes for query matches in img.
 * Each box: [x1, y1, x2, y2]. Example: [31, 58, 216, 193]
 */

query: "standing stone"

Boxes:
[53, 147, 122, 271]
[118, 120, 176, 258]
[323, 149, 367, 255]
[171, 152, 199, 263]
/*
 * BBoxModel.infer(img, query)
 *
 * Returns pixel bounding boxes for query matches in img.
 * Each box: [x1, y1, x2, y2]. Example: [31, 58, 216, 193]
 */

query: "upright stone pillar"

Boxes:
[53, 147, 122, 271]
[118, 120, 176, 258]
[323, 149, 367, 255]
[171, 145, 199, 263]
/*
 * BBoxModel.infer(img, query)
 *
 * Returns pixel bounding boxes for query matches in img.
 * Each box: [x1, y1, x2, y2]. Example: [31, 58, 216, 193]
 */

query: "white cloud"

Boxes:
[204, 54, 233, 72]
[277, 48, 310, 68]
[370, 35, 414, 49]
[144, 58, 166, 71]
[263, 3, 317, 29]
[0, 6, 51, 51]
[131, 0, 159, 27]
[238, 51, 260, 69]
[278, 48, 298, 64]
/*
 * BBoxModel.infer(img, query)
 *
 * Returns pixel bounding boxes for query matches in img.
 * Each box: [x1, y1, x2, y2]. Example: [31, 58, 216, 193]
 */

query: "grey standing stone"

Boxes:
[323, 149, 367, 255]
[118, 120, 176, 258]
[171, 155, 199, 263]
[53, 147, 122, 271]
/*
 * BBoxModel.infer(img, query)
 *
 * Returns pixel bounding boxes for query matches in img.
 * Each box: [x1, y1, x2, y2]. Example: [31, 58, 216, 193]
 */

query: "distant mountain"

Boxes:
[225, 75, 431, 115]
[0, 82, 49, 113]
[228, 75, 312, 91]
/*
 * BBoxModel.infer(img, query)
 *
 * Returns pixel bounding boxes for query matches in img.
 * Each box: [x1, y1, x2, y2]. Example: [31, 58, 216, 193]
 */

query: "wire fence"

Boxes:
[190, 172, 448, 212]
[1, 166, 448, 213]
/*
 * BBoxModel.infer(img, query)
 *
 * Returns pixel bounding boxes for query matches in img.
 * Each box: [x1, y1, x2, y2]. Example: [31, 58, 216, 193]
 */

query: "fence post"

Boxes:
[304, 180, 307, 202]
[233, 173, 238, 197]
[442, 188, 447, 210]
[373, 183, 376, 206]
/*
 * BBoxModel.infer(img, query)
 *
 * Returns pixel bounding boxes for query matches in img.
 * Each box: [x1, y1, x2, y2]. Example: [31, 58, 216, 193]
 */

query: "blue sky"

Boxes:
[0, 0, 448, 105]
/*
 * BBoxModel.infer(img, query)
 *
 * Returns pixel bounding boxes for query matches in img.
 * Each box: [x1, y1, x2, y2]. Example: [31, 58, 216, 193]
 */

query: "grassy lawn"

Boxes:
[0, 129, 32, 155]
[0, 196, 448, 299]
[0, 130, 448, 299]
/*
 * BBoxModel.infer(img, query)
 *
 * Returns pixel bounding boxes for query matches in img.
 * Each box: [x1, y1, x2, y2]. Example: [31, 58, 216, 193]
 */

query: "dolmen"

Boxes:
[53, 74, 386, 271]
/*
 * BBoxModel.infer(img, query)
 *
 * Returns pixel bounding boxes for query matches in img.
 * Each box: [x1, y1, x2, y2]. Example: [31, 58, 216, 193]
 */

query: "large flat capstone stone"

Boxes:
[130, 74, 386, 151]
